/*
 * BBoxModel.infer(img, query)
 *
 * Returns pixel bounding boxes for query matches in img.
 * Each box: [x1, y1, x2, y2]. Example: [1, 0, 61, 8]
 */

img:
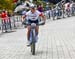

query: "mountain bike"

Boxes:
[24, 21, 45, 55]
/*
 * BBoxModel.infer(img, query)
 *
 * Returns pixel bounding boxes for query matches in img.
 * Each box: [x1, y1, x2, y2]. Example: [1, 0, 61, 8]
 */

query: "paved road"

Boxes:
[0, 16, 75, 59]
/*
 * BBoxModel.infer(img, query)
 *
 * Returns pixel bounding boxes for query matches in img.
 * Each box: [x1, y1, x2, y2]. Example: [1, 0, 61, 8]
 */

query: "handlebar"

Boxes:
[22, 21, 45, 26]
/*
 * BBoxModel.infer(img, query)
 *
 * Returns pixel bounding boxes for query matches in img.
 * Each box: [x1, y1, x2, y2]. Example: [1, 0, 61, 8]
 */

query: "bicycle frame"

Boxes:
[29, 23, 37, 55]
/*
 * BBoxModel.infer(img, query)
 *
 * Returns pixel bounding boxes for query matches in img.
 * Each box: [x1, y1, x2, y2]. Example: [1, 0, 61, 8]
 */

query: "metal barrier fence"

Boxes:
[0, 16, 23, 33]
[10, 15, 22, 29]
[44, 8, 75, 20]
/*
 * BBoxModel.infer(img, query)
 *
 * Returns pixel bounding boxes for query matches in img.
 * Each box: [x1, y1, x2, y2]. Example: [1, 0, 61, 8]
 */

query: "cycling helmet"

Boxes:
[30, 4, 35, 8]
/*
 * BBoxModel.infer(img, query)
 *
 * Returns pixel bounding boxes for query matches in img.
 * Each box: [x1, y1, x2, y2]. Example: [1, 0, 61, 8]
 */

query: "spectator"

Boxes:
[52, 6, 56, 20]
[37, 4, 44, 21]
[1, 10, 8, 21]
[7, 12, 11, 17]
[1, 10, 8, 32]
[7, 11, 12, 30]
[70, 1, 75, 15]
[45, 3, 51, 19]
[37, 4, 43, 12]
[46, 2, 50, 11]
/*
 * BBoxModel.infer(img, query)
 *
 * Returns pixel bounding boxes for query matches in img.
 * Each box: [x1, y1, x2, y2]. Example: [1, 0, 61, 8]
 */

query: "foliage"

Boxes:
[0, 0, 14, 12]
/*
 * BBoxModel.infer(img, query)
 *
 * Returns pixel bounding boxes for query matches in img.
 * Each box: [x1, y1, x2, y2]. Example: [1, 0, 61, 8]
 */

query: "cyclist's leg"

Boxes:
[27, 25, 32, 46]
[34, 26, 39, 42]
[35, 26, 39, 36]
[27, 25, 31, 41]
[35, 19, 39, 36]
[35, 19, 39, 42]
[26, 19, 31, 41]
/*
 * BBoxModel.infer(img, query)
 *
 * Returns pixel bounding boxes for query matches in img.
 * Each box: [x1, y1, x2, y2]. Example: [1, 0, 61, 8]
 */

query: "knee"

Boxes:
[27, 26, 31, 33]
[36, 26, 39, 31]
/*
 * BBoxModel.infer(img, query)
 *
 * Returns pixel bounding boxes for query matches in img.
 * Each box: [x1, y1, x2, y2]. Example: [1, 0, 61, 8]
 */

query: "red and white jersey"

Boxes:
[26, 10, 42, 21]
[65, 3, 70, 10]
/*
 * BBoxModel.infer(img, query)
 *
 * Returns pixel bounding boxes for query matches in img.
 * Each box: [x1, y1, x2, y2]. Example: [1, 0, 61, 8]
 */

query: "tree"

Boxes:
[0, 0, 14, 12]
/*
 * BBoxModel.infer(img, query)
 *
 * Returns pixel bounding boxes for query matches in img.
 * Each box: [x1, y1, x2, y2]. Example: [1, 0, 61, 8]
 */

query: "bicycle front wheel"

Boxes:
[31, 42, 35, 55]
[31, 30, 36, 55]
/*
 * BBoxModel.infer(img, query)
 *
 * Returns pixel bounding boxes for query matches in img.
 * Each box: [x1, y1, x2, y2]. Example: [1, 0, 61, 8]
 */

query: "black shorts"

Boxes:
[28, 19, 39, 24]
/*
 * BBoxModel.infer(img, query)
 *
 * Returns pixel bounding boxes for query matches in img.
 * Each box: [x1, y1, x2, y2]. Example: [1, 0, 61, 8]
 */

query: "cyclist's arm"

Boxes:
[39, 13, 46, 22]
[22, 15, 27, 22]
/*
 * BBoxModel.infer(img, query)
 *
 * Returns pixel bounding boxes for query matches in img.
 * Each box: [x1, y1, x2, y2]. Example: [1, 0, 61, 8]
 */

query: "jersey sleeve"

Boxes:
[36, 10, 43, 16]
[25, 11, 30, 16]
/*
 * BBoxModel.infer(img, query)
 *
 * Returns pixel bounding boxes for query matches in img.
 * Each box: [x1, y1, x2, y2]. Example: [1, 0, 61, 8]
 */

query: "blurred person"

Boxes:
[37, 4, 43, 13]
[70, 1, 75, 15]
[1, 10, 8, 32]
[7, 11, 12, 30]
[55, 4, 62, 19]
[45, 2, 51, 19]
[64, 2, 71, 17]
[37, 4, 44, 21]
[52, 6, 56, 20]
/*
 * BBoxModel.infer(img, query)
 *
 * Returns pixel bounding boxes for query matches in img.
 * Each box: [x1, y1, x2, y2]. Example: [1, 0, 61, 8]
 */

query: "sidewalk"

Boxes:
[0, 16, 74, 59]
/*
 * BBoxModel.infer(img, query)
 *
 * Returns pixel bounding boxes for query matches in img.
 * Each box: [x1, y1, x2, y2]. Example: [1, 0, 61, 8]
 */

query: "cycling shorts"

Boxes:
[28, 19, 39, 24]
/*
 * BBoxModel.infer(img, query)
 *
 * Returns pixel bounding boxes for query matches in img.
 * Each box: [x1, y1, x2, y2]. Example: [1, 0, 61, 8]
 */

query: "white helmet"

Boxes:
[30, 4, 35, 8]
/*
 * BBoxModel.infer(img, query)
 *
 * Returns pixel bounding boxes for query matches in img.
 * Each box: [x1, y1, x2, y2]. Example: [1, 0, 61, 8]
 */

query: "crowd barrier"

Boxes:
[0, 15, 23, 33]
[44, 8, 75, 20]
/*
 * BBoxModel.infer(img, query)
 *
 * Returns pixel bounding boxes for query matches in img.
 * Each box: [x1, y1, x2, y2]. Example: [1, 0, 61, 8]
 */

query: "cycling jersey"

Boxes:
[1, 12, 7, 18]
[25, 10, 42, 21]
